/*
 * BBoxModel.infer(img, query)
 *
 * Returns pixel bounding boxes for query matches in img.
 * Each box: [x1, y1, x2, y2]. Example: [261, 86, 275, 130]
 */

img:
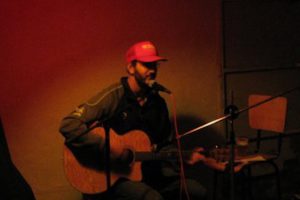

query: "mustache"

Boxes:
[147, 73, 156, 80]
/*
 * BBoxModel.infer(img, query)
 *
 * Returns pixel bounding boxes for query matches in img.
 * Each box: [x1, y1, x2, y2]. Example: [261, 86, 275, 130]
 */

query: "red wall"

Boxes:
[0, 1, 221, 199]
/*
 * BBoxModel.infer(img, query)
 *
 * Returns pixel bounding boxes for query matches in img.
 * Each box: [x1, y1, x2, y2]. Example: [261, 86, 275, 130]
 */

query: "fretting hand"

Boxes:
[185, 147, 206, 165]
[203, 156, 248, 173]
[184, 146, 248, 173]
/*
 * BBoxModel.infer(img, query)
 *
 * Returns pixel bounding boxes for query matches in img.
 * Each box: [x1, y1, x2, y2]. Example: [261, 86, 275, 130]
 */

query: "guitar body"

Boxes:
[63, 128, 152, 194]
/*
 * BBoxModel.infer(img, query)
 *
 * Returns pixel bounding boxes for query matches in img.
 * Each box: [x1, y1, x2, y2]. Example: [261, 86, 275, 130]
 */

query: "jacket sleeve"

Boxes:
[59, 85, 123, 151]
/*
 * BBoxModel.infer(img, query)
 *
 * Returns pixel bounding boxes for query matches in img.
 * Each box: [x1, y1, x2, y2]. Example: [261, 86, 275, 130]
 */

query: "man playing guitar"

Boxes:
[59, 41, 244, 200]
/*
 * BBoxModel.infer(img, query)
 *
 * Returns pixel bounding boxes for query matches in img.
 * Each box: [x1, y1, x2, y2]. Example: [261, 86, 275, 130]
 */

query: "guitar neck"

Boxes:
[135, 151, 192, 161]
[134, 147, 215, 162]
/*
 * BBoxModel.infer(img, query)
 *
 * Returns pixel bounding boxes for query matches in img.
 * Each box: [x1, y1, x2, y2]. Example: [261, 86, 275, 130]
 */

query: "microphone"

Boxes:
[148, 80, 172, 94]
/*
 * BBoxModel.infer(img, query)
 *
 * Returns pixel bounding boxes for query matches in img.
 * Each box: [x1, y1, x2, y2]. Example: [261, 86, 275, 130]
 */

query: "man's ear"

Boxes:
[126, 64, 135, 75]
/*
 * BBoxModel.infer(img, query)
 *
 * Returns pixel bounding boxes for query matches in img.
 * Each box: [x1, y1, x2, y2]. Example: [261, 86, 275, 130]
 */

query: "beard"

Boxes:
[134, 71, 155, 90]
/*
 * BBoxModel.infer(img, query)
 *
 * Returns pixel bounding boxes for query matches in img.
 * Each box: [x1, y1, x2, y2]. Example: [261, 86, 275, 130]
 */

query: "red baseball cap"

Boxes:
[125, 41, 167, 63]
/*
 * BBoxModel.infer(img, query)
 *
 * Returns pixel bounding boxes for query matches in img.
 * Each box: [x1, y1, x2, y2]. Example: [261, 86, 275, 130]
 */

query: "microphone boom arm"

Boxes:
[177, 85, 300, 139]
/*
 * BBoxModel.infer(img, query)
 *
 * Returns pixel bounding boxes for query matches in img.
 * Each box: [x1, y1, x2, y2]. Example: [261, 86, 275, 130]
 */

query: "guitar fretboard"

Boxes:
[135, 151, 190, 161]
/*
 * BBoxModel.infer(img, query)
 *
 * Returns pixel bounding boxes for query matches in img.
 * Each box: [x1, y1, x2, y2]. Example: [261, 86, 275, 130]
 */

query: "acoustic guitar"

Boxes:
[63, 128, 249, 194]
[64, 128, 191, 194]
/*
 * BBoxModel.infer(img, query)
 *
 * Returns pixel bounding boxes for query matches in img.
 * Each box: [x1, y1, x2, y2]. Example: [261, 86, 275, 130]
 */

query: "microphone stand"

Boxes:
[177, 86, 300, 200]
[103, 123, 112, 191]
[224, 105, 239, 200]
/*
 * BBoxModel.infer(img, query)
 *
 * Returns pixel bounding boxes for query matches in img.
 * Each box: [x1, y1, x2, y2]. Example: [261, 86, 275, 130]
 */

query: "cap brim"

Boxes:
[137, 56, 167, 63]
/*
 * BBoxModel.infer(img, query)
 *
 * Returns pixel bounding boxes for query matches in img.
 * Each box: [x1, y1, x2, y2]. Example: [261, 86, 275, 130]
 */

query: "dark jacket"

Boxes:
[59, 77, 177, 184]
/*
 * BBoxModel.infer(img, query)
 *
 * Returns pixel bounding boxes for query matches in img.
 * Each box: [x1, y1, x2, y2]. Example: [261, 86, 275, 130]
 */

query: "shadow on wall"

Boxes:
[0, 117, 36, 200]
[171, 114, 226, 198]
[172, 114, 225, 150]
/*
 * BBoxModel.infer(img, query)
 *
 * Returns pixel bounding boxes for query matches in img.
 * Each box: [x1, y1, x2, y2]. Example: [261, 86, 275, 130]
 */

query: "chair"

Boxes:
[242, 94, 287, 200]
[212, 94, 287, 200]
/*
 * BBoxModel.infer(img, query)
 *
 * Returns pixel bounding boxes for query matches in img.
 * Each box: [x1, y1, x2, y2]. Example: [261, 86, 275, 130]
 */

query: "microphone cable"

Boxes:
[169, 93, 191, 200]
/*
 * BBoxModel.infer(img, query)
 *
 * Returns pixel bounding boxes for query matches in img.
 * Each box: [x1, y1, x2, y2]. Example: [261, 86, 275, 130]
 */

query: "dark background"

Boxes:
[0, 0, 299, 199]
